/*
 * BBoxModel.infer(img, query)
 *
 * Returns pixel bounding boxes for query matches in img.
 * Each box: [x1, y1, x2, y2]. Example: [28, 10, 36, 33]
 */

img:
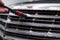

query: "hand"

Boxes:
[0, 0, 8, 13]
[0, 7, 8, 12]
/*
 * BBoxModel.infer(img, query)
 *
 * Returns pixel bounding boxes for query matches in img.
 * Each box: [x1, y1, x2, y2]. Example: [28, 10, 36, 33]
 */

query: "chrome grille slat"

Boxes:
[5, 21, 60, 28]
[28, 15, 60, 19]
[5, 28, 60, 38]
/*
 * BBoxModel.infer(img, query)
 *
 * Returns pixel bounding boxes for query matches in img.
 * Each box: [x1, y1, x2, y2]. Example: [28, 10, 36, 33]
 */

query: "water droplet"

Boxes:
[33, 19, 35, 21]
[48, 32, 51, 34]
[29, 30, 32, 32]
[7, 18, 11, 22]
[35, 13, 38, 15]
[55, 15, 58, 16]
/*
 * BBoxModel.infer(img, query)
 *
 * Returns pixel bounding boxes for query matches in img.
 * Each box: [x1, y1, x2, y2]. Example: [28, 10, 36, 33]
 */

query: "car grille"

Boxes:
[0, 10, 60, 40]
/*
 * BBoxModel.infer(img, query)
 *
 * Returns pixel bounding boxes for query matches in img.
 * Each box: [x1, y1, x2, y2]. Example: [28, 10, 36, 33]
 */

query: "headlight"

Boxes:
[48, 7, 60, 10]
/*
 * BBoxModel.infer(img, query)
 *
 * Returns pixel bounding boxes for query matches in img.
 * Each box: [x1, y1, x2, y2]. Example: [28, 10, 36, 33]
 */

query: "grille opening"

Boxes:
[15, 10, 60, 16]
[35, 18, 55, 24]
[31, 27, 60, 33]
[17, 25, 30, 31]
[50, 28, 60, 33]
[31, 27, 50, 32]
[0, 21, 2, 24]
[38, 11, 57, 16]
[10, 16, 19, 19]
[58, 13, 60, 16]
[10, 16, 20, 21]
[7, 23, 51, 32]
[7, 23, 60, 33]
[15, 10, 36, 15]
[0, 15, 7, 19]
[7, 24, 31, 31]
[55, 19, 60, 24]
[0, 21, 5, 26]
[19, 18, 54, 24]
[5, 31, 60, 40]
[11, 17, 33, 22]
[10, 18, 20, 21]
[28, 13, 36, 15]
[33, 27, 60, 33]
[0, 28, 4, 33]
[7, 24, 17, 29]
[17, 26, 50, 32]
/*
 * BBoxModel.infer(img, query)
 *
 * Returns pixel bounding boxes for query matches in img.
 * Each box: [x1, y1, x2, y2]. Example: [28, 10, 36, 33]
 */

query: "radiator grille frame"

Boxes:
[0, 10, 60, 40]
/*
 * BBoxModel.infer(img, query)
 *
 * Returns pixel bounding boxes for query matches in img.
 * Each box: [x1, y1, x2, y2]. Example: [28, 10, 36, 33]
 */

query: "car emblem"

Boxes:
[27, 6, 33, 8]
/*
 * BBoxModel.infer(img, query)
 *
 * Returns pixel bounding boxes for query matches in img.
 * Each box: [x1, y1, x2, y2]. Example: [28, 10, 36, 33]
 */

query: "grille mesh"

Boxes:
[0, 10, 60, 40]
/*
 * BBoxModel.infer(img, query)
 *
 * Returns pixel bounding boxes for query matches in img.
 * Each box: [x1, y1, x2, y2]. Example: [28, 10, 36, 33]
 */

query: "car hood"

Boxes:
[12, 3, 60, 10]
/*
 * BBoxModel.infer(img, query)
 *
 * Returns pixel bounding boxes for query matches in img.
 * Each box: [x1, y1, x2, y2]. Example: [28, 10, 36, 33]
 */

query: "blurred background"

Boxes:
[2, 0, 33, 6]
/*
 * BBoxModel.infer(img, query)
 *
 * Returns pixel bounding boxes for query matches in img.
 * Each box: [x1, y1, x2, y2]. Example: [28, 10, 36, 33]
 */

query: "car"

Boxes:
[0, 0, 60, 40]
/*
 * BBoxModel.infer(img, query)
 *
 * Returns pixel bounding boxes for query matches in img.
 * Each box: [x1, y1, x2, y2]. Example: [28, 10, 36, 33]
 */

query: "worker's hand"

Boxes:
[0, 0, 8, 13]
[0, 7, 8, 12]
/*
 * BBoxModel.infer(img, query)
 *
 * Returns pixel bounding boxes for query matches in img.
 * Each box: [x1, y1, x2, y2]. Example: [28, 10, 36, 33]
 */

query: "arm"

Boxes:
[0, 0, 4, 6]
